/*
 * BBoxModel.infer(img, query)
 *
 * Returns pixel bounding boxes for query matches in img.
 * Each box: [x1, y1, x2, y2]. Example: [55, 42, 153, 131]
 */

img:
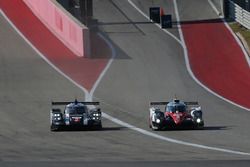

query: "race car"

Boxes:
[50, 99, 102, 131]
[149, 98, 204, 130]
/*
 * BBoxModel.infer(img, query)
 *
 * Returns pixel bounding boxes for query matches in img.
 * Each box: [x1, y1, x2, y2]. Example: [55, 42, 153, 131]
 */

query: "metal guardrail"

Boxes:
[229, 0, 250, 29]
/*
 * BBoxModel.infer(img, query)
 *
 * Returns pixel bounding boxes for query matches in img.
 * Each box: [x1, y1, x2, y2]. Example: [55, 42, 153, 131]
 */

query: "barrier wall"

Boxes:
[229, 0, 250, 29]
[23, 0, 90, 57]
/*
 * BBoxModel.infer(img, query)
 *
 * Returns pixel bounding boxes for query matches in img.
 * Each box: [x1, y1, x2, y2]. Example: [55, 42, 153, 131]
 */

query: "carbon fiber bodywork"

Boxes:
[149, 99, 204, 130]
[50, 100, 102, 131]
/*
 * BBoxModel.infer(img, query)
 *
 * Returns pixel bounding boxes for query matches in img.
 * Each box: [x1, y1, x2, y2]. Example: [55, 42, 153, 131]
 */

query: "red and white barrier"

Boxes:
[23, 0, 90, 57]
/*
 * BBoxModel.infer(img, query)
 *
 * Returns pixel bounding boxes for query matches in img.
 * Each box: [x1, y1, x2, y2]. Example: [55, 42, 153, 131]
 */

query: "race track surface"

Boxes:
[179, 0, 250, 110]
[0, 0, 111, 92]
[0, 0, 250, 166]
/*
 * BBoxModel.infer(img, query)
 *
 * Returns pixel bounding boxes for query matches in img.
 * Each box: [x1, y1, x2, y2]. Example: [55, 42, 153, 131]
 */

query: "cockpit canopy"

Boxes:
[65, 103, 86, 114]
[166, 100, 186, 112]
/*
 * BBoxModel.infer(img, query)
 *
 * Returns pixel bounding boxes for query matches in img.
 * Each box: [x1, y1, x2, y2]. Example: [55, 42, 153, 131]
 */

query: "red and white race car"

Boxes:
[149, 99, 204, 130]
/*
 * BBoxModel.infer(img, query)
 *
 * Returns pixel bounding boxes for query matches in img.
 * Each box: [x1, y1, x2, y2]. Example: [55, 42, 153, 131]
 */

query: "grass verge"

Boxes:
[229, 22, 250, 51]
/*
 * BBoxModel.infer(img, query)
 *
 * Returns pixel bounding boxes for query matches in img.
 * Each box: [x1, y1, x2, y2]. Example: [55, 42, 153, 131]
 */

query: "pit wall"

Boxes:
[23, 0, 90, 57]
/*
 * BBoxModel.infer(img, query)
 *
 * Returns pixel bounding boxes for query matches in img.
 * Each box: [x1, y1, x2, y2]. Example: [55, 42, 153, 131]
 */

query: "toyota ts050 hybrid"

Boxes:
[149, 99, 204, 130]
[50, 100, 102, 131]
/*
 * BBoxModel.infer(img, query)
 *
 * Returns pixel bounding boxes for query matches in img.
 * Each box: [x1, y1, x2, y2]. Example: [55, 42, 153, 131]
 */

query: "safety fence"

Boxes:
[229, 0, 250, 29]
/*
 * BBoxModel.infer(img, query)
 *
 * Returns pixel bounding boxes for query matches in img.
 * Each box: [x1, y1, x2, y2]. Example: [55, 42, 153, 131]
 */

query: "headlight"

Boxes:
[156, 119, 161, 123]
[196, 118, 201, 123]
[196, 106, 202, 111]
[54, 114, 60, 117]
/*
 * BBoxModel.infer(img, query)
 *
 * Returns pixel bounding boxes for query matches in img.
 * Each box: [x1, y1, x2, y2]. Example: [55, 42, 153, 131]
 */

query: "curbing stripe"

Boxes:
[208, 0, 250, 67]
[89, 33, 115, 101]
[172, 0, 250, 111]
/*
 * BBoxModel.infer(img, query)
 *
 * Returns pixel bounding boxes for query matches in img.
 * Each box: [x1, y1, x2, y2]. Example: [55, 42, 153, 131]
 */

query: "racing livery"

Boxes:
[50, 100, 102, 131]
[149, 99, 204, 130]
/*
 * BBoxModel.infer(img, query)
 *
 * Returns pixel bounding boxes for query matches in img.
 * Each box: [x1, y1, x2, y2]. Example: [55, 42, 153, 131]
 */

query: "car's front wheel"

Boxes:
[50, 124, 60, 131]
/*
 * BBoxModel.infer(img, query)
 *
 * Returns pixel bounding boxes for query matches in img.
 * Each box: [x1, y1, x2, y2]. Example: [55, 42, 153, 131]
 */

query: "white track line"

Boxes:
[208, 0, 221, 16]
[127, 0, 184, 47]
[104, 113, 250, 156]
[224, 22, 250, 67]
[2, 8, 250, 156]
[208, 0, 250, 67]
[89, 33, 115, 101]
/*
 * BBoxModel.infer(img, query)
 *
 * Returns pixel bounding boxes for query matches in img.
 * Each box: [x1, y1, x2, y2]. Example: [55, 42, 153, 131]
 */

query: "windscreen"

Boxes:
[167, 105, 186, 112]
[67, 106, 86, 114]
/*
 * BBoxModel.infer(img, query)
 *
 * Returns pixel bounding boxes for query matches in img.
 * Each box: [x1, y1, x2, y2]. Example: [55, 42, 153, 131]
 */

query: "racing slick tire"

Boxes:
[96, 124, 102, 130]
[50, 124, 60, 131]
[96, 123, 103, 130]
[152, 127, 161, 131]
[196, 124, 204, 130]
[151, 123, 161, 131]
[194, 121, 204, 130]
[149, 120, 152, 128]
[91, 123, 102, 130]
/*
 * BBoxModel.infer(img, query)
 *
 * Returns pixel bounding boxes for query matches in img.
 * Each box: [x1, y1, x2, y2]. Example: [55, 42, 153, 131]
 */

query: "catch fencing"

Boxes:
[229, 0, 250, 29]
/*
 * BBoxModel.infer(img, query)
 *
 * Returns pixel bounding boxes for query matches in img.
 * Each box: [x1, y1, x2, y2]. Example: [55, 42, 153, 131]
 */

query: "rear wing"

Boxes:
[150, 102, 169, 106]
[184, 102, 199, 105]
[52, 101, 100, 105]
[150, 101, 199, 106]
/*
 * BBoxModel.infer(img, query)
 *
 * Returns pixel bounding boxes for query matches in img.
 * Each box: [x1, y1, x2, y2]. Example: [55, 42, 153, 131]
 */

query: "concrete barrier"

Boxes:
[23, 0, 90, 57]
[210, 0, 224, 17]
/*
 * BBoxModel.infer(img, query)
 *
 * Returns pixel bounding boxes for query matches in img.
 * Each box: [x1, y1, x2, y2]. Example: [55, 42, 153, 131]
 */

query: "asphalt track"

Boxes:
[179, 0, 250, 110]
[0, 0, 250, 166]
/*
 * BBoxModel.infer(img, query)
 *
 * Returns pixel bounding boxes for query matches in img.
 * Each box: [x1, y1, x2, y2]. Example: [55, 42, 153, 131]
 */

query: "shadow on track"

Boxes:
[98, 21, 152, 26]
[51, 126, 128, 132]
[203, 126, 231, 131]
[179, 18, 223, 25]
[167, 18, 224, 29]
[155, 125, 230, 131]
[87, 26, 132, 60]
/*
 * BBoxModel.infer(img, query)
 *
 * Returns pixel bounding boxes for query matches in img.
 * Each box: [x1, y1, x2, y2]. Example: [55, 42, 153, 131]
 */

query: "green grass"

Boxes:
[229, 22, 250, 47]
